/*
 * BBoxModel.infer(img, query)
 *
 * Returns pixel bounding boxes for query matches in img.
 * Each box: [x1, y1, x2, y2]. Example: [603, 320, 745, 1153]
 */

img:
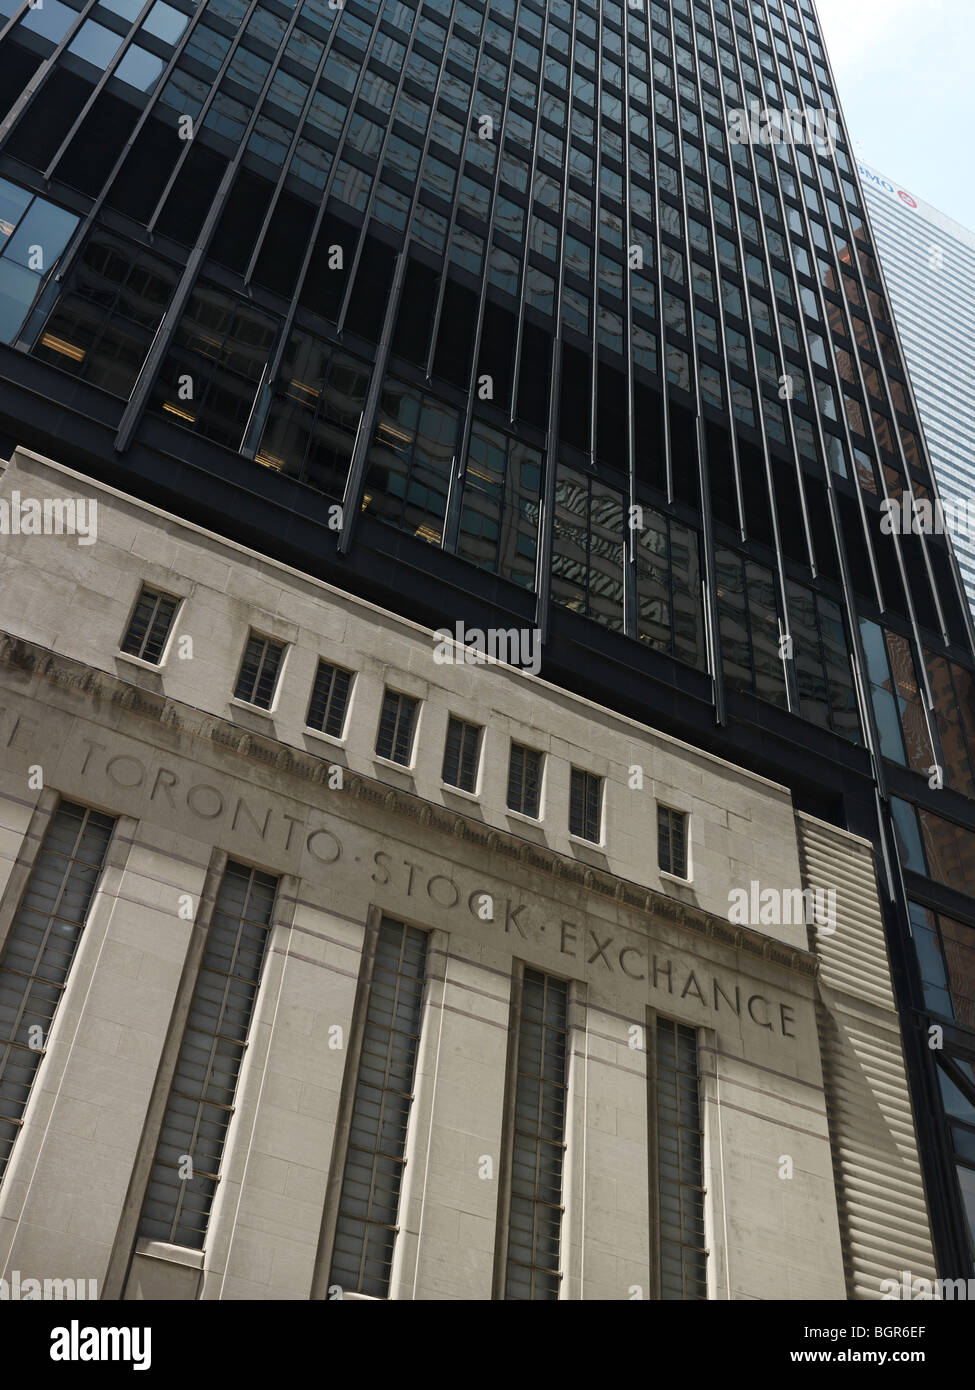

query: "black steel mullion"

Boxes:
[506, 10, 557, 424]
[620, 11, 640, 638]
[531, 7, 583, 640]
[779, 8, 953, 653]
[723, 27, 832, 599]
[586, 14, 604, 471]
[0, 0, 105, 147]
[22, 0, 211, 317]
[440, 0, 538, 558]
[422, 16, 499, 383]
[749, 1, 928, 792]
[766, 1, 943, 660]
[661, 2, 726, 726]
[241, 14, 422, 458]
[643, 12, 675, 506]
[0, 0, 39, 45]
[336, 2, 496, 555]
[146, 0, 282, 236]
[242, 9, 369, 288]
[744, 13, 884, 609]
[696, 1, 802, 713]
[681, 67, 748, 546]
[43, 0, 159, 181]
[112, 0, 310, 455]
[730, 4, 886, 776]
[335, 21, 470, 337]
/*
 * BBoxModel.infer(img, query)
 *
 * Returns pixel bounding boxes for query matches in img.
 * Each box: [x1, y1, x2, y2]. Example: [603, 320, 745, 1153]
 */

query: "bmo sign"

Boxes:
[858, 164, 918, 210]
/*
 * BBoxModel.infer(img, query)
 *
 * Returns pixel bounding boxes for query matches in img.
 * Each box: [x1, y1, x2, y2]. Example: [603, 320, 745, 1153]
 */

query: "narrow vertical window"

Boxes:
[655, 1018, 707, 1299]
[306, 659, 353, 737]
[658, 806, 688, 877]
[375, 689, 418, 764]
[0, 801, 115, 1186]
[137, 862, 278, 1249]
[507, 743, 543, 817]
[120, 586, 180, 663]
[234, 632, 285, 709]
[328, 918, 428, 1298]
[441, 716, 481, 792]
[503, 970, 569, 1300]
[569, 767, 601, 841]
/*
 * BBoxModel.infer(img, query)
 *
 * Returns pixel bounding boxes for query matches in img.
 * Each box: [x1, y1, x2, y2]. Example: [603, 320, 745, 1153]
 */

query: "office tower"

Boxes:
[856, 159, 975, 620]
[0, 0, 972, 1291]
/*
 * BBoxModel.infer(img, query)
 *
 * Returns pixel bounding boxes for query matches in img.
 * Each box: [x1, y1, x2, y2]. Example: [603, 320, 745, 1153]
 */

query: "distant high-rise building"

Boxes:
[0, 0, 972, 1294]
[856, 159, 975, 620]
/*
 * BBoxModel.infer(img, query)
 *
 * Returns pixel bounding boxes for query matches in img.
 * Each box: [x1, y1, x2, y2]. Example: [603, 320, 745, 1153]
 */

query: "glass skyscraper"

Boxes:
[0, 0, 974, 1272]
[856, 158, 975, 621]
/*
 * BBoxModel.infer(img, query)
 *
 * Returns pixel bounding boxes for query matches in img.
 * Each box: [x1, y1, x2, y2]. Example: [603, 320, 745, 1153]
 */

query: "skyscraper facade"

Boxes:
[0, 0, 972, 1287]
[856, 159, 975, 620]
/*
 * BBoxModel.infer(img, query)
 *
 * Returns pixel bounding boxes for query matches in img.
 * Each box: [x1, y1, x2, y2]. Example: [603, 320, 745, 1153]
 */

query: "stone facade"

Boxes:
[0, 448, 937, 1299]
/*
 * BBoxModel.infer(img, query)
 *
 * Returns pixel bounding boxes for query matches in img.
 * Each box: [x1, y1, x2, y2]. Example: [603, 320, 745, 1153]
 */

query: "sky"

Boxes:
[813, 0, 975, 231]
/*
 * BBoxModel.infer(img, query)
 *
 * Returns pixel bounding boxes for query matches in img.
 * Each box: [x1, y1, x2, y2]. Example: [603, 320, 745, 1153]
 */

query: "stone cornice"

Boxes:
[0, 632, 819, 979]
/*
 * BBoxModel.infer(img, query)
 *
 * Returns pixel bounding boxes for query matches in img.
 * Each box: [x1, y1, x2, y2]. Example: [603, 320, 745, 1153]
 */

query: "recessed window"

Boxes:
[502, 969, 569, 1299]
[120, 586, 179, 664]
[375, 689, 418, 765]
[655, 1018, 706, 1298]
[306, 660, 353, 738]
[138, 862, 277, 1249]
[658, 805, 688, 878]
[569, 767, 601, 842]
[328, 918, 428, 1297]
[0, 801, 115, 1186]
[442, 716, 481, 793]
[507, 743, 542, 817]
[234, 631, 285, 710]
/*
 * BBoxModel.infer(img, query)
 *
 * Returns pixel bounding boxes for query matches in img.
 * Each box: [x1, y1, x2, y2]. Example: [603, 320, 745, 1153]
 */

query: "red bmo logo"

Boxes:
[897, 190, 918, 208]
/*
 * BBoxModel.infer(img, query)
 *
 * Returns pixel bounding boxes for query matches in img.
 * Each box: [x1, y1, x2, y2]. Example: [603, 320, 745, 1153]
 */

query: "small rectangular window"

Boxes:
[306, 660, 353, 738]
[234, 631, 285, 709]
[375, 689, 418, 764]
[658, 805, 688, 877]
[441, 716, 481, 792]
[507, 743, 542, 818]
[569, 767, 601, 842]
[120, 586, 179, 664]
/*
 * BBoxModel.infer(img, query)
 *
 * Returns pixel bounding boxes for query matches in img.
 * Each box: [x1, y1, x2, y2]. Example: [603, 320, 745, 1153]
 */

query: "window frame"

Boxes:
[374, 687, 420, 767]
[233, 629, 287, 711]
[506, 741, 544, 819]
[118, 584, 181, 666]
[568, 766, 602, 843]
[305, 658, 354, 740]
[657, 804, 689, 879]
